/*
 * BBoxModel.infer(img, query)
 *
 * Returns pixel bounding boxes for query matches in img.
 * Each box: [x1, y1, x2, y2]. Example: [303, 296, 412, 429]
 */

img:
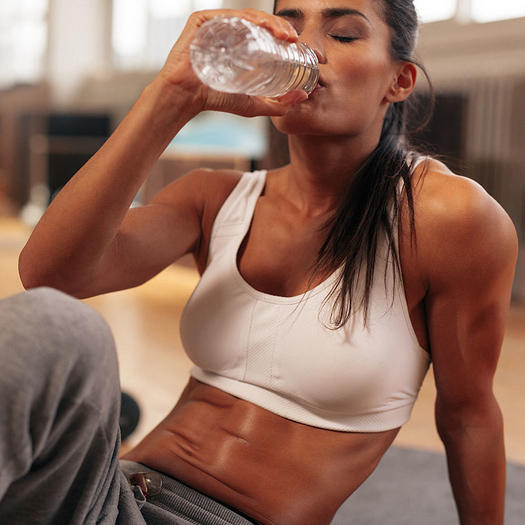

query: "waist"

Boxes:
[120, 459, 259, 524]
[122, 378, 399, 525]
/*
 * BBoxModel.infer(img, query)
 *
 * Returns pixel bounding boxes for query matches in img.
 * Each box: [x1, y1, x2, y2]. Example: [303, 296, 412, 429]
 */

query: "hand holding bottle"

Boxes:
[157, 9, 309, 118]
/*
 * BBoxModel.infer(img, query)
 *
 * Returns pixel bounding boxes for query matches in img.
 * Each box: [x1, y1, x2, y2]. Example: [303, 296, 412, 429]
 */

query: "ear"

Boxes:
[385, 62, 417, 103]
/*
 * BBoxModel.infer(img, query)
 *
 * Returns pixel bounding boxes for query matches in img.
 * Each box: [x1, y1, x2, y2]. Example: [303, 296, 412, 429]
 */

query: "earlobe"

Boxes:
[386, 62, 417, 103]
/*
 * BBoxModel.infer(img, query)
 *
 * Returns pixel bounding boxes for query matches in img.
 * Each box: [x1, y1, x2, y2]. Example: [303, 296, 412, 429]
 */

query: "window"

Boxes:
[414, 0, 457, 23]
[414, 0, 525, 24]
[471, 0, 525, 23]
[0, 0, 48, 89]
[112, 0, 223, 70]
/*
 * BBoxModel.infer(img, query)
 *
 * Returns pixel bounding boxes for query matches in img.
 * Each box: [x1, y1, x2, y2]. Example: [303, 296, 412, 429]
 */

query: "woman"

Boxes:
[14, 0, 517, 524]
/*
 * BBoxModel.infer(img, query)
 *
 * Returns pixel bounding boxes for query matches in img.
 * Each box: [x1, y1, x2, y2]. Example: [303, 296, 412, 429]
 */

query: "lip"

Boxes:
[310, 81, 326, 96]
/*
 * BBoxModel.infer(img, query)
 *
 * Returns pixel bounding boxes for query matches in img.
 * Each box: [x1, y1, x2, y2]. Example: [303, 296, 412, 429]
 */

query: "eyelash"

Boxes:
[330, 35, 358, 43]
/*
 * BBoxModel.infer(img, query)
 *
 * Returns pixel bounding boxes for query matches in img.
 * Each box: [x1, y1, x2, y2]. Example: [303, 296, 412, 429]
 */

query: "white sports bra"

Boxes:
[180, 170, 431, 432]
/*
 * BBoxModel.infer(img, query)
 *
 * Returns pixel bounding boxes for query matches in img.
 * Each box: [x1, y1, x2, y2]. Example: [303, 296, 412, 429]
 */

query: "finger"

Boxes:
[274, 16, 300, 43]
[275, 90, 309, 105]
[265, 14, 298, 42]
[236, 9, 298, 43]
[242, 91, 308, 117]
[205, 89, 304, 117]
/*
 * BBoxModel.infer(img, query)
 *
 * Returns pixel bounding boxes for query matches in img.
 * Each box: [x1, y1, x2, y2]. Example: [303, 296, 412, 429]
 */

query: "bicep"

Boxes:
[426, 278, 510, 408]
[74, 170, 205, 298]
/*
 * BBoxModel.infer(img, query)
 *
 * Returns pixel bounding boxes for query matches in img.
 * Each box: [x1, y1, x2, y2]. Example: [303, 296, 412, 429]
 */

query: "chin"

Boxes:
[271, 113, 353, 137]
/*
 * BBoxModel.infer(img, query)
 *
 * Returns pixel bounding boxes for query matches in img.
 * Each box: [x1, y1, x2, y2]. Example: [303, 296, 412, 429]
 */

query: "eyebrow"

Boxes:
[275, 8, 371, 24]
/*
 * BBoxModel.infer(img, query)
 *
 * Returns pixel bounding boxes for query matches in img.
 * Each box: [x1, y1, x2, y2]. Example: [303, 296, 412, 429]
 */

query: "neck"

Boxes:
[283, 129, 381, 217]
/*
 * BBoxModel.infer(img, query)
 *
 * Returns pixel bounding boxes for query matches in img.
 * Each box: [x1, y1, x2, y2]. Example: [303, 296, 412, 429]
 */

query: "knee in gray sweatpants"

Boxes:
[0, 287, 123, 524]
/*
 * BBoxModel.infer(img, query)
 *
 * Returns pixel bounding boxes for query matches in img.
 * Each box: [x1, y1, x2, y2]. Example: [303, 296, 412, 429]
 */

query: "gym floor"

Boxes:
[1, 216, 524, 465]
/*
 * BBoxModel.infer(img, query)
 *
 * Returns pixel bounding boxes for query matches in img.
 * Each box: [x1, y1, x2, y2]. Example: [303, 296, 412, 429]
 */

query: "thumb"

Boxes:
[206, 89, 309, 117]
[275, 90, 309, 105]
[251, 90, 309, 116]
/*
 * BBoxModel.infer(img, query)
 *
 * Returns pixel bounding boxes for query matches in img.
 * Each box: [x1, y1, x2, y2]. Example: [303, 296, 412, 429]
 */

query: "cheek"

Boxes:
[339, 51, 393, 100]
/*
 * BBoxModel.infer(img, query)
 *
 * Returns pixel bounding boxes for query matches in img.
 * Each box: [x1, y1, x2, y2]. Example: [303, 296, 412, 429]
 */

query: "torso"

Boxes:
[123, 162, 432, 525]
[123, 378, 399, 525]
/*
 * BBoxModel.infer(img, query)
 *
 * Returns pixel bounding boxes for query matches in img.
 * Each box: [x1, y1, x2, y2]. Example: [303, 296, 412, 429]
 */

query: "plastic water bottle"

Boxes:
[189, 16, 319, 98]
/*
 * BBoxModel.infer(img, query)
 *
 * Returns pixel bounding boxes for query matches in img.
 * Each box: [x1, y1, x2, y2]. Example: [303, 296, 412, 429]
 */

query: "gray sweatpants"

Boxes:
[0, 288, 256, 525]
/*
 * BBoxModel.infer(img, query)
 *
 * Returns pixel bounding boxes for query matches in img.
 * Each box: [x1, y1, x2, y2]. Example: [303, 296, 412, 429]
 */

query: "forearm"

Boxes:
[19, 75, 201, 291]
[437, 397, 506, 525]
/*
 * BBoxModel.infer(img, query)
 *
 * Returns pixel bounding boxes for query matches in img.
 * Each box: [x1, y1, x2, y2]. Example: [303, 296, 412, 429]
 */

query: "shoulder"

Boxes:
[193, 167, 245, 220]
[411, 158, 509, 237]
[409, 158, 518, 290]
[152, 167, 244, 220]
[155, 167, 243, 203]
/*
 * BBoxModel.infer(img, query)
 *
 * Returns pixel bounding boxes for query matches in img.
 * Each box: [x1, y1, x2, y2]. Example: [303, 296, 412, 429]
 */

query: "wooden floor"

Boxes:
[1, 217, 524, 465]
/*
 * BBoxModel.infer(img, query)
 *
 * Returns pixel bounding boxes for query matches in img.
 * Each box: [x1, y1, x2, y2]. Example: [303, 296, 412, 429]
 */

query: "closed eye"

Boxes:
[330, 35, 358, 43]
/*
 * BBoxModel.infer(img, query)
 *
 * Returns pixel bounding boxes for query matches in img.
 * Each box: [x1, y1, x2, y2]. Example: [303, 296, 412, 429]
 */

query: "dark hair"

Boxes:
[273, 0, 434, 328]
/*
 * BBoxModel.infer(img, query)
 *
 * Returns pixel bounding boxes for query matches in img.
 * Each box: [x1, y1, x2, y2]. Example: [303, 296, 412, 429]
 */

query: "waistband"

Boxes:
[120, 460, 259, 525]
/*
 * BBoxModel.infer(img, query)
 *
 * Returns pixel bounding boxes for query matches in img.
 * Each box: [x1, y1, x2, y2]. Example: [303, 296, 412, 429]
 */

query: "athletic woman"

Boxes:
[13, 1, 517, 524]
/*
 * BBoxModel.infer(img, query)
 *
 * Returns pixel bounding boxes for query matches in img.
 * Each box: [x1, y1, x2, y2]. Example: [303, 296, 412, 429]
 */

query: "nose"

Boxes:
[309, 44, 326, 65]
[298, 33, 326, 65]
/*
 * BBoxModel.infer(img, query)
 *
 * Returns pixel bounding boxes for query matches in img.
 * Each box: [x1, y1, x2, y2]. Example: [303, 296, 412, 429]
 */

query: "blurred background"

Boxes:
[0, 0, 523, 463]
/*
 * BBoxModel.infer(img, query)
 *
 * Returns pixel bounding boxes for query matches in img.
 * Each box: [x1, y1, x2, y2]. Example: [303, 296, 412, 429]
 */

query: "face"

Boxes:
[271, 0, 408, 138]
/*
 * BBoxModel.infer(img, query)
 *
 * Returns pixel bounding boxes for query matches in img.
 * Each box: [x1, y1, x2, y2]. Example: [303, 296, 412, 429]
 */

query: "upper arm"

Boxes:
[77, 168, 240, 297]
[415, 168, 517, 426]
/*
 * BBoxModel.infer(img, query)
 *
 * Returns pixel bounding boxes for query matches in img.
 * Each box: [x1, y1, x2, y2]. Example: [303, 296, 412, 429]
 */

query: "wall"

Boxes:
[46, 0, 271, 107]
[417, 16, 525, 88]
[46, 0, 112, 106]
[417, 17, 525, 301]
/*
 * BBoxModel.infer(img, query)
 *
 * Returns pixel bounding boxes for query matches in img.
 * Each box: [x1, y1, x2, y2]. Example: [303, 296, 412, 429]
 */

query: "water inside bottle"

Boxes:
[244, 58, 317, 97]
[193, 52, 317, 97]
